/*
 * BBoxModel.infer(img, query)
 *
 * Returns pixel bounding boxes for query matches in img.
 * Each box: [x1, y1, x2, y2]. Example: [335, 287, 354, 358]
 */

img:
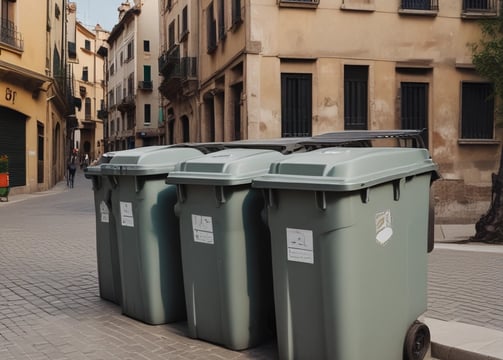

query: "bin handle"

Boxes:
[360, 188, 370, 203]
[108, 175, 118, 189]
[215, 186, 226, 205]
[105, 189, 112, 209]
[176, 184, 186, 203]
[393, 179, 401, 201]
[315, 191, 327, 211]
[263, 188, 277, 208]
[91, 176, 101, 191]
[135, 177, 146, 193]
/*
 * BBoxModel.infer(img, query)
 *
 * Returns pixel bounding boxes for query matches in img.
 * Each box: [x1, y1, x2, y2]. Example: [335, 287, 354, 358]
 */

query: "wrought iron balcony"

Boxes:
[97, 110, 108, 120]
[158, 44, 180, 76]
[0, 19, 23, 50]
[159, 57, 197, 99]
[117, 95, 136, 113]
[138, 81, 153, 91]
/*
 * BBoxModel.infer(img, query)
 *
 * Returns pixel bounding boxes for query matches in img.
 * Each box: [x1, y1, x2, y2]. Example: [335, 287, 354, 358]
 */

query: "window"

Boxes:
[180, 5, 189, 40]
[169, 20, 176, 49]
[128, 73, 134, 96]
[463, 0, 491, 10]
[218, 0, 226, 41]
[126, 41, 134, 61]
[109, 89, 114, 106]
[68, 42, 77, 59]
[401, 82, 429, 146]
[110, 63, 115, 75]
[340, 0, 376, 11]
[143, 40, 150, 52]
[120, 52, 123, 65]
[232, 0, 242, 25]
[143, 65, 151, 82]
[344, 65, 368, 130]
[84, 39, 91, 51]
[82, 66, 88, 82]
[206, 2, 217, 53]
[461, 82, 494, 139]
[281, 73, 312, 137]
[279, 0, 319, 8]
[181, 115, 190, 142]
[0, 0, 22, 50]
[144, 104, 151, 125]
[140, 66, 153, 90]
[400, 0, 438, 10]
[85, 98, 91, 120]
[462, 0, 498, 16]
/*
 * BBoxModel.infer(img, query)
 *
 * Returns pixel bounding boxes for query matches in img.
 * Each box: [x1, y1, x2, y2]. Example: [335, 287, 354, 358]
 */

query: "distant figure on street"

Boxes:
[67, 159, 77, 188]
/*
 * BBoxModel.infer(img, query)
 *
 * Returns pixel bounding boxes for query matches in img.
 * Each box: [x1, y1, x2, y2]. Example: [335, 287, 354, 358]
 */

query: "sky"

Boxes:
[72, 0, 122, 31]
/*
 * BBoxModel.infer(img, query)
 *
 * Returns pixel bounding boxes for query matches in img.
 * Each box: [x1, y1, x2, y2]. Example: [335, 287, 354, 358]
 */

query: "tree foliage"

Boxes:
[471, 15, 503, 243]
[472, 16, 503, 115]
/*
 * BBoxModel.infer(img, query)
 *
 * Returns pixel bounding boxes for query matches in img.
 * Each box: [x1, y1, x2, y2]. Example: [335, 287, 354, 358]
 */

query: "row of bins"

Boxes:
[85, 131, 438, 360]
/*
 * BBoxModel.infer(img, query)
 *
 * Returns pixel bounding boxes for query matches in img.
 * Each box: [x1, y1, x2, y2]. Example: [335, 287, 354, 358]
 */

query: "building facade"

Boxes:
[159, 0, 199, 143]
[105, 1, 163, 151]
[0, 0, 73, 196]
[167, 0, 497, 223]
[68, 21, 108, 164]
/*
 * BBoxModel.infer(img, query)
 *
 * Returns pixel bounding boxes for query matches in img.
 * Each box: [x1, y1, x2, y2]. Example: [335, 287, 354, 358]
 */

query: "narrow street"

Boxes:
[0, 169, 502, 359]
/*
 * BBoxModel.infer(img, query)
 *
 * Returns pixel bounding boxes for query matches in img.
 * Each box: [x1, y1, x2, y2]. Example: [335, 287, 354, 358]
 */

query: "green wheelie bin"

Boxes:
[85, 152, 122, 305]
[100, 146, 203, 325]
[252, 147, 438, 360]
[166, 148, 285, 350]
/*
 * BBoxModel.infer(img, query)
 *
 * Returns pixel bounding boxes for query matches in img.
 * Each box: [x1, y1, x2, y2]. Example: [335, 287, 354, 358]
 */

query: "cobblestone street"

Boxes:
[0, 170, 501, 359]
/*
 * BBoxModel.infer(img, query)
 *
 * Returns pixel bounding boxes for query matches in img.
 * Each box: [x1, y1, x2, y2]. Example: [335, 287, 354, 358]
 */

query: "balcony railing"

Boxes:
[97, 110, 108, 120]
[400, 0, 439, 11]
[159, 57, 198, 99]
[462, 0, 498, 16]
[0, 19, 23, 50]
[158, 44, 180, 76]
[117, 95, 136, 112]
[138, 81, 153, 91]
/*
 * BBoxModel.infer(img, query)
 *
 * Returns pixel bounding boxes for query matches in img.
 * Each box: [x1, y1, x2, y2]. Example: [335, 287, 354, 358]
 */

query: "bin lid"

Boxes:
[252, 147, 438, 192]
[166, 148, 286, 186]
[100, 146, 203, 176]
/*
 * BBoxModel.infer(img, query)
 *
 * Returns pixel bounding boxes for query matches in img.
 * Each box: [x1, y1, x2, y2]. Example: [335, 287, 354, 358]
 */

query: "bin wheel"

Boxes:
[404, 321, 430, 360]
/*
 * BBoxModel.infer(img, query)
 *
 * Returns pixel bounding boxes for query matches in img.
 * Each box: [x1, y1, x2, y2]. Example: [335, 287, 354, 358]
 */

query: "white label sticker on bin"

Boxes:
[192, 214, 214, 244]
[286, 228, 314, 264]
[100, 201, 109, 223]
[120, 201, 134, 228]
[375, 209, 393, 246]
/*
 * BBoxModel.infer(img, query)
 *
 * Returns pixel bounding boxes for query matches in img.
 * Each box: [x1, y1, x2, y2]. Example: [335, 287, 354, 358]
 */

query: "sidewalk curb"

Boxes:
[432, 342, 502, 360]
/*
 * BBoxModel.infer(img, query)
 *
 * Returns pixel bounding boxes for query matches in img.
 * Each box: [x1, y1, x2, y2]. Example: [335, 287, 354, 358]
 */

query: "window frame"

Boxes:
[344, 65, 369, 131]
[281, 72, 313, 137]
[460, 81, 495, 141]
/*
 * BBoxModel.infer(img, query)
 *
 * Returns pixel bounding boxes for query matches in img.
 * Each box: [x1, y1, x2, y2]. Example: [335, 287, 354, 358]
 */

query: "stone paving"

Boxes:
[0, 171, 276, 359]
[0, 170, 501, 359]
[426, 247, 503, 332]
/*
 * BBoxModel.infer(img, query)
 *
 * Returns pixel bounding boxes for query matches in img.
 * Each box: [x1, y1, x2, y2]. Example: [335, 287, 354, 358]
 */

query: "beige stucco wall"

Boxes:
[194, 0, 501, 221]
[0, 0, 68, 194]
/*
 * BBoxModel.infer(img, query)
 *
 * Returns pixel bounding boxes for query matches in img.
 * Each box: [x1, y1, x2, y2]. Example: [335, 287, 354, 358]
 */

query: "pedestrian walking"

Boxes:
[67, 159, 77, 188]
